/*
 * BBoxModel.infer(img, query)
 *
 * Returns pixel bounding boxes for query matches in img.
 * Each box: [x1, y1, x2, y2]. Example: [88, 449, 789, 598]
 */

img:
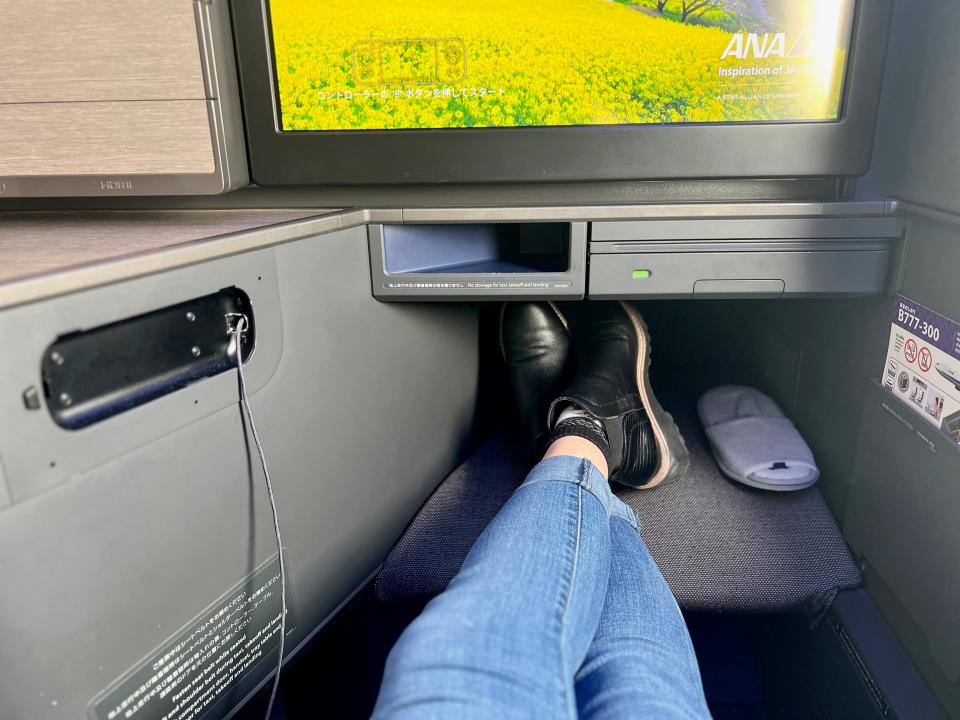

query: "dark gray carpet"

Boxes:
[620, 398, 861, 615]
[375, 396, 861, 615]
[374, 432, 527, 604]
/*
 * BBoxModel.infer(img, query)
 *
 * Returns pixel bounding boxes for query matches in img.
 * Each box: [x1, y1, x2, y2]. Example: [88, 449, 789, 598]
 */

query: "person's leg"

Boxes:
[373, 437, 614, 720]
[376, 301, 705, 719]
[575, 502, 710, 720]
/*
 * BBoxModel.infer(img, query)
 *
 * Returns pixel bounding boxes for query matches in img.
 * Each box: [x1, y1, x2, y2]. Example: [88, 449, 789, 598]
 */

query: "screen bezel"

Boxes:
[232, 0, 892, 185]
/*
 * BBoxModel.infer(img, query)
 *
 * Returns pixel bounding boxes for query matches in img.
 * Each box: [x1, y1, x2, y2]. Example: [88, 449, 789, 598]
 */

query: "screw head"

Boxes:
[50, 351, 64, 366]
[59, 392, 73, 407]
[185, 311, 196, 322]
[22, 386, 41, 410]
[191, 346, 202, 357]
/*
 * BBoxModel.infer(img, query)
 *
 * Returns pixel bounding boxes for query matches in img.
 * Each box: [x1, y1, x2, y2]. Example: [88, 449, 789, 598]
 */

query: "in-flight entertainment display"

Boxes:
[267, 0, 857, 132]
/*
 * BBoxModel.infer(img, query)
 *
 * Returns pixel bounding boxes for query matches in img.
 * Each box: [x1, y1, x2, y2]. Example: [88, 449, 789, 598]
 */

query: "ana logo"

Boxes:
[721, 32, 787, 60]
[99, 178, 133, 191]
[721, 28, 823, 60]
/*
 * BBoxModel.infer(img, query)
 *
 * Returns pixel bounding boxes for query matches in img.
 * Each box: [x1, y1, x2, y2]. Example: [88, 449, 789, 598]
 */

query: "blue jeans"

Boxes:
[373, 456, 710, 719]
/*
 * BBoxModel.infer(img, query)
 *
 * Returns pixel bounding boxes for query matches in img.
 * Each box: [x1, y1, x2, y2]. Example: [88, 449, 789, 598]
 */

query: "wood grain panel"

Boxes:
[0, 211, 318, 284]
[0, 1, 206, 104]
[0, 101, 215, 176]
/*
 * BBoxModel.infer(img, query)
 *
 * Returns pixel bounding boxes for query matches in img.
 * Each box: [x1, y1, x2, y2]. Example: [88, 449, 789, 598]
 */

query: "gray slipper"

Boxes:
[698, 386, 819, 491]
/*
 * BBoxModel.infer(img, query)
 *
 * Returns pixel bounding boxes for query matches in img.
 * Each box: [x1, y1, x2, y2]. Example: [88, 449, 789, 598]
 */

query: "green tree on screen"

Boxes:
[679, 0, 720, 22]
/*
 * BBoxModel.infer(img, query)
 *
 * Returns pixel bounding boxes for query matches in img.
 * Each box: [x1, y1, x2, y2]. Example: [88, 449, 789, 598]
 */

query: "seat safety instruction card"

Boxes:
[882, 295, 960, 445]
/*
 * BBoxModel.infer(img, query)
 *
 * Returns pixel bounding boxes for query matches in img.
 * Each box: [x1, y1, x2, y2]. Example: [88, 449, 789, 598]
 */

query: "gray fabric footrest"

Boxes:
[618, 398, 860, 615]
[375, 399, 861, 615]
[375, 433, 527, 604]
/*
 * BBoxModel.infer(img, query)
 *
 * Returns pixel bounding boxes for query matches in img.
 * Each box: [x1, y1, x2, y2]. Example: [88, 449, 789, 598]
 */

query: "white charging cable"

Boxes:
[228, 314, 286, 720]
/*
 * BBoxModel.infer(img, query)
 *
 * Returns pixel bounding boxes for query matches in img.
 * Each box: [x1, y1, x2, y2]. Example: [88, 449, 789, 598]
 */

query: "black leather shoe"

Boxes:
[500, 302, 572, 459]
[549, 301, 689, 488]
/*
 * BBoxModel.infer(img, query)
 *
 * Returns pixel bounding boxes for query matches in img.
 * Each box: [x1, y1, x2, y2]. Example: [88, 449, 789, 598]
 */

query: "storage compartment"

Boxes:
[588, 217, 899, 299]
[370, 223, 587, 300]
[382, 223, 571, 274]
[589, 245, 892, 299]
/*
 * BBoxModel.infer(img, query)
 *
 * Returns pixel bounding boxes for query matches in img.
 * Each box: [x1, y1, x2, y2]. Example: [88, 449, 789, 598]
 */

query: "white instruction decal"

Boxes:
[90, 557, 289, 720]
[882, 295, 960, 445]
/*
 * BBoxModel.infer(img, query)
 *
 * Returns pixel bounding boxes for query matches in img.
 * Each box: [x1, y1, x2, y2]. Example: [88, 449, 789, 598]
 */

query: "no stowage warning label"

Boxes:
[384, 280, 573, 291]
[91, 557, 288, 720]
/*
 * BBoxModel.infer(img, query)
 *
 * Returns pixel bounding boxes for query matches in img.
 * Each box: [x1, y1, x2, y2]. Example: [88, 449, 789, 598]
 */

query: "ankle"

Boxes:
[543, 436, 609, 479]
[548, 402, 616, 476]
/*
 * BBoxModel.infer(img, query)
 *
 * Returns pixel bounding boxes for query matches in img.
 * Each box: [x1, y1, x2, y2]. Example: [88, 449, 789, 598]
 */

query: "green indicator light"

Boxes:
[632, 269, 652, 279]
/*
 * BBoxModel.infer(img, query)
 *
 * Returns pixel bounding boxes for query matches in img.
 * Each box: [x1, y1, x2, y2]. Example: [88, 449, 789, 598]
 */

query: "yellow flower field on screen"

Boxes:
[269, 0, 847, 131]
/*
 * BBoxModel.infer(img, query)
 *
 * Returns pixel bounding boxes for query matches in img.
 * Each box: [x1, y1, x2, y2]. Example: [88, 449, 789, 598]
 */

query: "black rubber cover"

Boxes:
[41, 288, 254, 430]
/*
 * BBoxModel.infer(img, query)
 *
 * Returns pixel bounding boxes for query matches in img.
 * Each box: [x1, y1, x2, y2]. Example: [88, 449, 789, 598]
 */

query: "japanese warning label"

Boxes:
[384, 280, 573, 291]
[882, 295, 960, 446]
[91, 557, 288, 720]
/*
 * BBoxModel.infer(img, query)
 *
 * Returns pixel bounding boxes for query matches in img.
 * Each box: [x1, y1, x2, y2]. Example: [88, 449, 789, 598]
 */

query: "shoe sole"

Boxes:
[619, 301, 690, 488]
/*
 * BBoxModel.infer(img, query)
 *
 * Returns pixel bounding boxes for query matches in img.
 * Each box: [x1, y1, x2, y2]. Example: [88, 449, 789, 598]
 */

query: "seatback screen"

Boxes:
[268, 0, 856, 132]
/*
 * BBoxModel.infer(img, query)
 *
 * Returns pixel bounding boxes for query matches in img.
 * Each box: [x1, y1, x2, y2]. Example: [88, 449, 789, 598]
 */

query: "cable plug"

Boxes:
[225, 313, 249, 358]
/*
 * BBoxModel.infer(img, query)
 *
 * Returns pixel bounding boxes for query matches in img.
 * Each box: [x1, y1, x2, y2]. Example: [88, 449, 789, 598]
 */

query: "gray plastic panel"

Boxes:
[0, 249, 283, 504]
[693, 279, 785, 297]
[591, 217, 900, 242]
[832, 590, 947, 719]
[588, 246, 891, 299]
[891, 0, 960, 215]
[0, 226, 480, 720]
[0, 460, 10, 511]
[899, 216, 960, 324]
[590, 239, 893, 255]
[845, 380, 960, 684]
[370, 222, 587, 300]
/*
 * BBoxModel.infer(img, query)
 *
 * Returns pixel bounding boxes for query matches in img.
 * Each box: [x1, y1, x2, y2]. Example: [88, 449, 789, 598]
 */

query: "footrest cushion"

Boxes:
[376, 398, 860, 615]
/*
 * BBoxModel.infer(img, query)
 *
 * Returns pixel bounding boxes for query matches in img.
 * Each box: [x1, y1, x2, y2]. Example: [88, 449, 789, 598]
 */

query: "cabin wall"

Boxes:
[855, 0, 960, 712]
[0, 226, 481, 719]
[860, 0, 960, 217]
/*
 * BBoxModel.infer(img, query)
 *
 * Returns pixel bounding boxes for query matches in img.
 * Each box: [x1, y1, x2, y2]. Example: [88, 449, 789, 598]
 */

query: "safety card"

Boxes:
[882, 295, 960, 445]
